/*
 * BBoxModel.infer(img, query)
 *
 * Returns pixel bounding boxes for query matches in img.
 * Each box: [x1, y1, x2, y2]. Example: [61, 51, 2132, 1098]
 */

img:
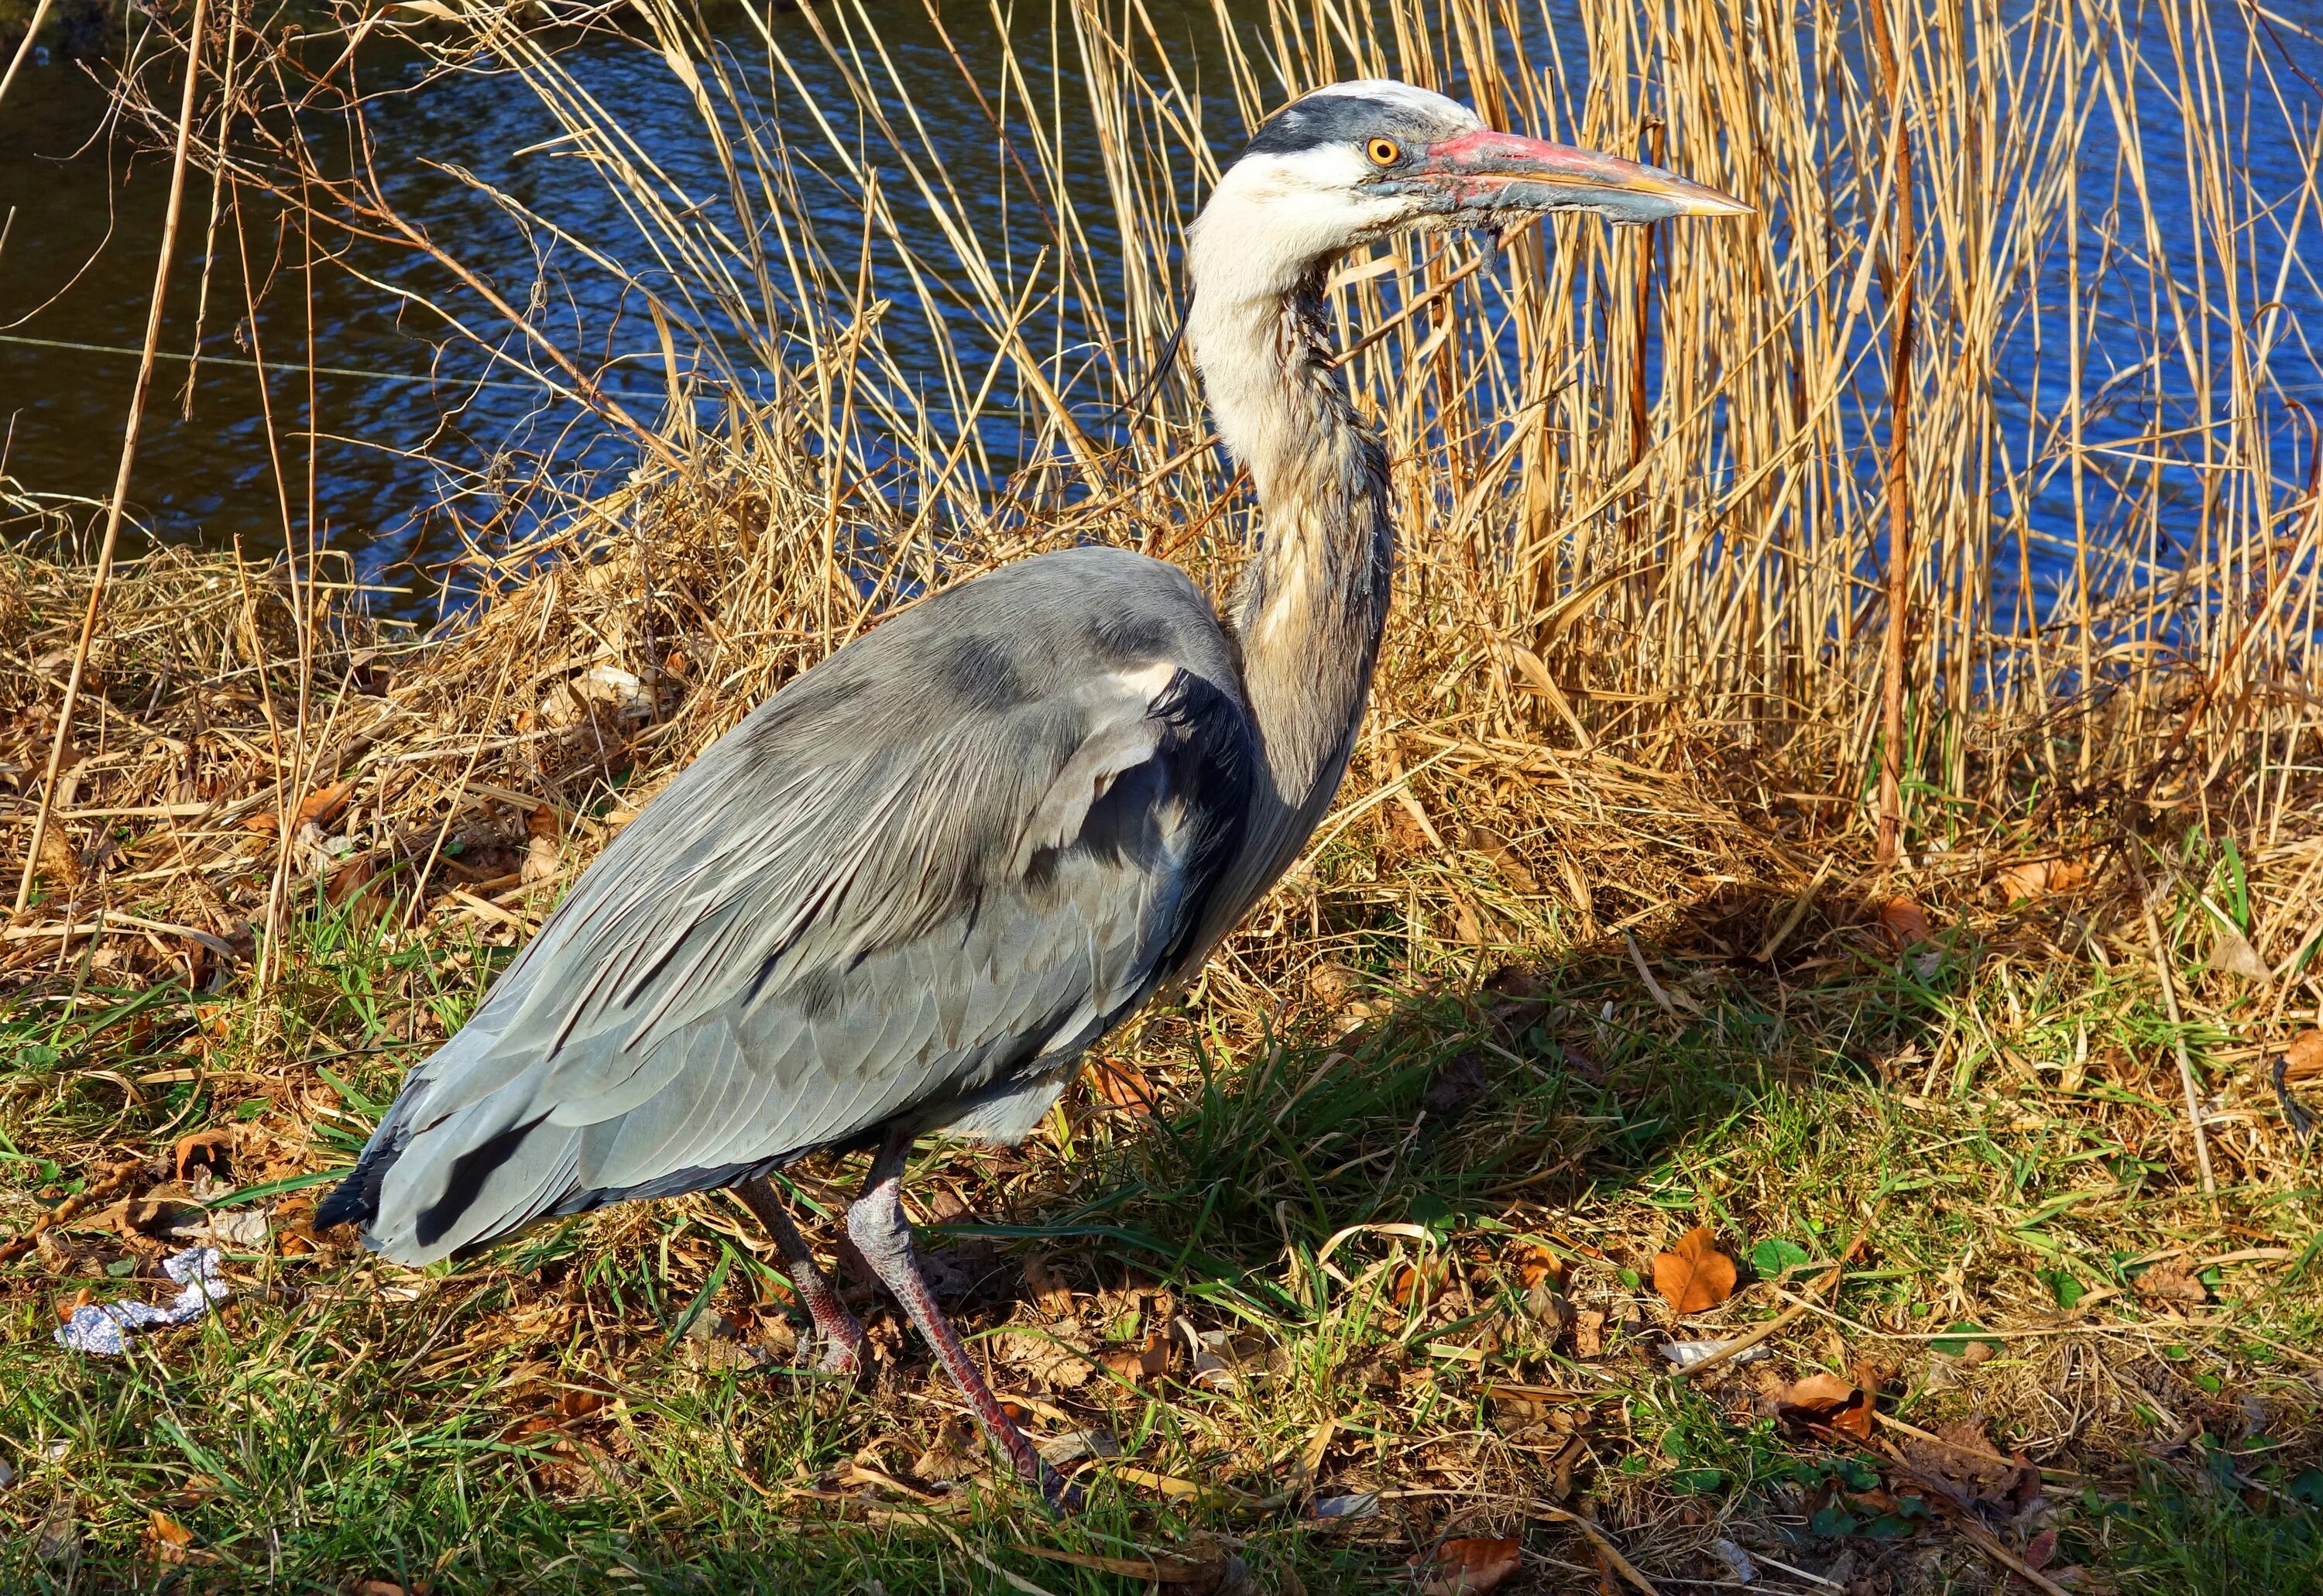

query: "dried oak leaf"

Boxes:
[1415, 1536, 1523, 1596]
[2136, 1257, 2209, 1306]
[1901, 1413, 2021, 1504]
[1774, 1372, 1875, 1440]
[1571, 1308, 1606, 1358]
[1652, 1225, 1737, 1315]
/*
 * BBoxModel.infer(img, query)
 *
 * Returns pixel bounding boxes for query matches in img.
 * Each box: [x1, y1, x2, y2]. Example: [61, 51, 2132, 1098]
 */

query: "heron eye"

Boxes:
[1366, 136, 1402, 166]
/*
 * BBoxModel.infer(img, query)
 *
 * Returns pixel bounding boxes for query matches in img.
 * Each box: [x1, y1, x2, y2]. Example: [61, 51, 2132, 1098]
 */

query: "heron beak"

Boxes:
[1402, 129, 1752, 226]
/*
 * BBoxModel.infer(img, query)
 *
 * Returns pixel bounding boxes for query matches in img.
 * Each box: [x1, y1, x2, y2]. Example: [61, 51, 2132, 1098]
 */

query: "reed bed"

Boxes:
[5, 0, 2323, 1588]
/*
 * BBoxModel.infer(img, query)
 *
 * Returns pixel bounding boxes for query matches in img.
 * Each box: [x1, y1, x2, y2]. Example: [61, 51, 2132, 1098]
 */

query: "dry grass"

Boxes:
[5, 0, 2323, 1589]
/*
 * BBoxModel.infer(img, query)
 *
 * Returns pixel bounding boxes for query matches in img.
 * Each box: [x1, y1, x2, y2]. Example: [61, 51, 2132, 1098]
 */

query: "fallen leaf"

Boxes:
[1652, 1226, 1737, 1315]
[1096, 1327, 1172, 1385]
[147, 1509, 194, 1565]
[1086, 1056, 1157, 1116]
[1879, 897, 1934, 947]
[352, 1583, 410, 1596]
[242, 779, 354, 835]
[2136, 1257, 2209, 1305]
[522, 833, 561, 887]
[1420, 1051, 1491, 1121]
[1510, 1241, 1566, 1292]
[1022, 1254, 1075, 1321]
[1775, 1372, 1875, 1440]
[1572, 1309, 1606, 1357]
[1460, 825, 1539, 894]
[173, 1128, 234, 1182]
[1035, 1427, 1120, 1467]
[1547, 1432, 1587, 1498]
[34, 1496, 79, 1563]
[1902, 1413, 2023, 1505]
[1391, 1256, 1446, 1307]
[2280, 1029, 2322, 1082]
[1996, 857, 2086, 902]
[1415, 1536, 1522, 1595]
[2209, 925, 2270, 983]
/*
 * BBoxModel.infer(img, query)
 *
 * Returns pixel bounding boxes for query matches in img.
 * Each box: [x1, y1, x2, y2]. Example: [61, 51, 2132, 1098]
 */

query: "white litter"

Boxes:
[1711, 1538, 1757, 1584]
[53, 1248, 230, 1356]
[1658, 1337, 1770, 1371]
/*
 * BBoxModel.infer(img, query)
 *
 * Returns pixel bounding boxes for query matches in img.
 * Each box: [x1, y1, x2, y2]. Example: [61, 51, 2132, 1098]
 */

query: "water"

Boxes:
[3, 4, 2319, 633]
[0, 5, 1231, 607]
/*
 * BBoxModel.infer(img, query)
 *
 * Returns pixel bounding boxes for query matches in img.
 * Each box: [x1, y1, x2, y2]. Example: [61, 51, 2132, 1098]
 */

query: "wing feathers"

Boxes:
[330, 549, 1254, 1264]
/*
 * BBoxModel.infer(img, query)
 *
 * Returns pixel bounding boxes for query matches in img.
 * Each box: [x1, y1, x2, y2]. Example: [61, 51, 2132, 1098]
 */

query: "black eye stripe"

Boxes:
[1237, 93, 1443, 163]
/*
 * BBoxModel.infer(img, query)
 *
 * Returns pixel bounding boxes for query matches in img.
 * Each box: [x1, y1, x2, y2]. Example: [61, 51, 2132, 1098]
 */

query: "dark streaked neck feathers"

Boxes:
[1186, 256, 1395, 904]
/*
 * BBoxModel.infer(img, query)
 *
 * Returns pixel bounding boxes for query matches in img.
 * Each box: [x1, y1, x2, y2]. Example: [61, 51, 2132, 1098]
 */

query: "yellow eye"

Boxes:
[1366, 136, 1402, 166]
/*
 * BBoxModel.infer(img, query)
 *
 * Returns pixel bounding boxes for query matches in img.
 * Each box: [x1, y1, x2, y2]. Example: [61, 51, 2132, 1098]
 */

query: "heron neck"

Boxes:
[1189, 278, 1395, 881]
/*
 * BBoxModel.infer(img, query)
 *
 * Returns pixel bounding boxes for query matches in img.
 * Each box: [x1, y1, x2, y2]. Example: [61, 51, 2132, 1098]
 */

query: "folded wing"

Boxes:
[318, 549, 1251, 1264]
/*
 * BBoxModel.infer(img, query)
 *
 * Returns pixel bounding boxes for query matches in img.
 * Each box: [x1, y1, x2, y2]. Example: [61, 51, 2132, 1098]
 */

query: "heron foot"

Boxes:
[847, 1134, 1079, 1512]
[735, 1173, 867, 1377]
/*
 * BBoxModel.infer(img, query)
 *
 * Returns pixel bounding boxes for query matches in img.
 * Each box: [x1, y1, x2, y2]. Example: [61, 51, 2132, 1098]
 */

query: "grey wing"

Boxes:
[319, 550, 1251, 1265]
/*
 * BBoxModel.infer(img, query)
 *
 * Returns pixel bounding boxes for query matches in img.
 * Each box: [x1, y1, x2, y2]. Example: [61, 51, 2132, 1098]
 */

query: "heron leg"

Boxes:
[846, 1132, 1069, 1510]
[736, 1173, 863, 1375]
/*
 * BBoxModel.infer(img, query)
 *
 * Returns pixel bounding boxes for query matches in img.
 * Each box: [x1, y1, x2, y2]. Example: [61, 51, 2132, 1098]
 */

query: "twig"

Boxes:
[12, 0, 211, 915]
[1537, 1505, 1661, 1595]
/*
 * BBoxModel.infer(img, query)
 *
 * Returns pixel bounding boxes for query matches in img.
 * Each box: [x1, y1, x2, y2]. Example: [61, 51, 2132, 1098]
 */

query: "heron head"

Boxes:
[1189, 81, 1748, 301]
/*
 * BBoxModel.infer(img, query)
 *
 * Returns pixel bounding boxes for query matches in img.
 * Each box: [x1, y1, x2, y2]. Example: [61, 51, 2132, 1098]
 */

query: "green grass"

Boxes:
[5, 841, 2323, 1592]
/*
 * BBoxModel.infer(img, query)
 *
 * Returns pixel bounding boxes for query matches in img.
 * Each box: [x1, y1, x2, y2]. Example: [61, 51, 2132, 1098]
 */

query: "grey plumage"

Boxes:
[317, 79, 1744, 1507]
[321, 549, 1250, 1261]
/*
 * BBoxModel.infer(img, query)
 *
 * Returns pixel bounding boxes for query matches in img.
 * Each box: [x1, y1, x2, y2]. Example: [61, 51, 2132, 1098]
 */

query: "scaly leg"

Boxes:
[736, 1172, 863, 1375]
[846, 1132, 1069, 1509]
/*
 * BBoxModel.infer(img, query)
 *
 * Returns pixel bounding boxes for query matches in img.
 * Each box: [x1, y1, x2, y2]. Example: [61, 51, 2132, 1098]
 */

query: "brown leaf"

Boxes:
[1022, 1254, 1075, 1321]
[242, 779, 354, 835]
[1775, 1372, 1875, 1440]
[327, 850, 386, 919]
[173, 1128, 234, 1182]
[2209, 925, 2270, 982]
[1652, 1226, 1737, 1315]
[1419, 1051, 1491, 1121]
[1571, 1309, 1606, 1358]
[1415, 1536, 1523, 1596]
[2136, 1257, 2209, 1305]
[1546, 1432, 1587, 1499]
[1086, 1056, 1157, 1116]
[352, 1583, 412, 1596]
[1879, 897, 1934, 947]
[1510, 1242, 1565, 1292]
[2281, 1029, 2323, 1083]
[1902, 1413, 2019, 1503]
[1096, 1334, 1168, 1386]
[146, 1509, 194, 1565]
[1392, 1257, 1446, 1308]
[1996, 857, 2087, 902]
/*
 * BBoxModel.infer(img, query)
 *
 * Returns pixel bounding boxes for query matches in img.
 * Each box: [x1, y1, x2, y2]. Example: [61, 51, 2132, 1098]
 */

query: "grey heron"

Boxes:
[317, 80, 1746, 1506]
